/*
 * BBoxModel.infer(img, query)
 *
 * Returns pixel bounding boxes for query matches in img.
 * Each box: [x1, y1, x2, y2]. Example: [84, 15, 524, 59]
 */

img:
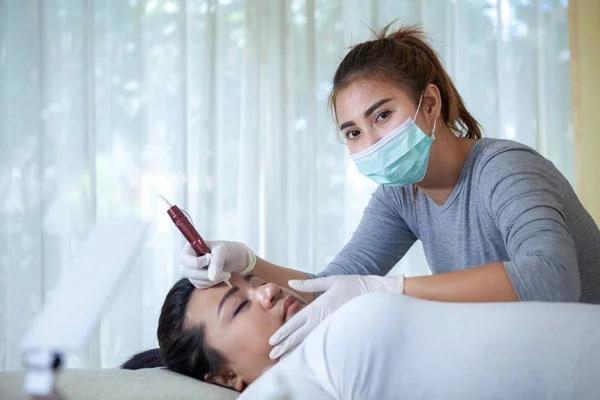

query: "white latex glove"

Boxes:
[179, 241, 256, 289]
[268, 274, 404, 359]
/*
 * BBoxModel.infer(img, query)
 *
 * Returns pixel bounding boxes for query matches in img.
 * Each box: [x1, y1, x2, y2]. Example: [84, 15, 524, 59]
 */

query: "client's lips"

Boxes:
[282, 295, 300, 321]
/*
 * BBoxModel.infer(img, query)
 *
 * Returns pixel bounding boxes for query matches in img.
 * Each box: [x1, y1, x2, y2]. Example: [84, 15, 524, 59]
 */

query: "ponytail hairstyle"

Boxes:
[329, 24, 481, 140]
[121, 348, 163, 369]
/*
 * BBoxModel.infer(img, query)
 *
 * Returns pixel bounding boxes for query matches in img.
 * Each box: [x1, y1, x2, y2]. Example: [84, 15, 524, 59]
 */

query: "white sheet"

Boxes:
[241, 293, 600, 399]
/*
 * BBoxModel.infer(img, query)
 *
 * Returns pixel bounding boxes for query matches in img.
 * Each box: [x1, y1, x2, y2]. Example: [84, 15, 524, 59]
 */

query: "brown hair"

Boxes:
[329, 24, 482, 140]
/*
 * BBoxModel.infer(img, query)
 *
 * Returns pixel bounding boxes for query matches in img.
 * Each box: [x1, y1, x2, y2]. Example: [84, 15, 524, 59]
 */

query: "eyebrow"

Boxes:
[216, 274, 257, 316]
[339, 98, 393, 131]
[218, 287, 239, 317]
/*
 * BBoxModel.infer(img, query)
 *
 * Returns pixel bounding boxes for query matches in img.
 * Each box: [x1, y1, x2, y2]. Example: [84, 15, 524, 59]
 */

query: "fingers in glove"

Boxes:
[204, 240, 217, 249]
[185, 269, 227, 289]
[269, 323, 313, 360]
[269, 305, 310, 346]
[207, 244, 227, 281]
[194, 254, 211, 269]
[182, 267, 210, 281]
[179, 253, 211, 277]
[213, 270, 232, 285]
[288, 276, 339, 293]
[179, 243, 200, 268]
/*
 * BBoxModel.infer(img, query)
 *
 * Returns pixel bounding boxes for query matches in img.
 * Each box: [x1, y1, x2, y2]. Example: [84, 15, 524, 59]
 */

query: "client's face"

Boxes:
[186, 274, 306, 388]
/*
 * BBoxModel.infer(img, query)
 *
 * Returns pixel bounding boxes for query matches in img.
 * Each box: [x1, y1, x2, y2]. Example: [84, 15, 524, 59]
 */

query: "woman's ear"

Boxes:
[204, 370, 245, 392]
[423, 83, 442, 121]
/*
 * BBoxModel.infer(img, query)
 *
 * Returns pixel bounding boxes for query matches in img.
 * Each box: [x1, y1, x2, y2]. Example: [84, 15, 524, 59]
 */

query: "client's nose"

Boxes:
[251, 283, 281, 310]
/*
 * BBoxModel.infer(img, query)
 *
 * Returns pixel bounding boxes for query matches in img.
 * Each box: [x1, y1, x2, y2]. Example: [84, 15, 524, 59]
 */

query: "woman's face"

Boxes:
[185, 274, 306, 386]
[335, 79, 426, 155]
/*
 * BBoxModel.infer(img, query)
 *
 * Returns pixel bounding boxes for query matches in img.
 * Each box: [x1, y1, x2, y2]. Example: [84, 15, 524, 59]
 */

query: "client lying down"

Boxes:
[123, 274, 600, 399]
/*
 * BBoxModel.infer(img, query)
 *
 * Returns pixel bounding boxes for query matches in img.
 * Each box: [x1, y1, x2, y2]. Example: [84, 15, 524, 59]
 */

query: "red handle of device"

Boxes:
[167, 205, 211, 256]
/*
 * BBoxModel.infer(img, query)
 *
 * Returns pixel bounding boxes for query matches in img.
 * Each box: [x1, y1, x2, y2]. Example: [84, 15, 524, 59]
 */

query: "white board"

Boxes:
[21, 219, 147, 354]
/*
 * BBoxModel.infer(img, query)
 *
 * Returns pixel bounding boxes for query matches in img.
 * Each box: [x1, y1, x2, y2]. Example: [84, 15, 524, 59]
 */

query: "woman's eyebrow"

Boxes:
[217, 275, 259, 316]
[364, 98, 392, 118]
[339, 98, 393, 130]
[339, 121, 355, 131]
[218, 287, 239, 316]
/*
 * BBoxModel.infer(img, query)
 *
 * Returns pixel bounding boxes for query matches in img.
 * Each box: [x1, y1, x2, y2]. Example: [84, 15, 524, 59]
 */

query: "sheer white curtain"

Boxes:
[0, 0, 572, 370]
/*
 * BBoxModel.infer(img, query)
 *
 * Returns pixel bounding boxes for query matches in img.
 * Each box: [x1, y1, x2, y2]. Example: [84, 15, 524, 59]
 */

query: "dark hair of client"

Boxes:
[121, 278, 227, 381]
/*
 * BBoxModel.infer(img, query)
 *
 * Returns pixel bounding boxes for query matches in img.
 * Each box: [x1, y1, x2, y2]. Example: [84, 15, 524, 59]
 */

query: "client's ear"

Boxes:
[204, 370, 245, 392]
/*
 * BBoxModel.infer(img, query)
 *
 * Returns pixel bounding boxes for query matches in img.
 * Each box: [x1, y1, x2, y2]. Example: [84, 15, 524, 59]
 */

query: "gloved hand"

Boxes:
[268, 274, 404, 359]
[179, 241, 256, 289]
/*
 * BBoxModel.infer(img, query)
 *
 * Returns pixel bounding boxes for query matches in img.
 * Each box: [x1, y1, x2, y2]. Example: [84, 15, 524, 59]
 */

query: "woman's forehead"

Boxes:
[185, 283, 228, 325]
[341, 79, 405, 100]
[335, 79, 410, 117]
[185, 275, 251, 325]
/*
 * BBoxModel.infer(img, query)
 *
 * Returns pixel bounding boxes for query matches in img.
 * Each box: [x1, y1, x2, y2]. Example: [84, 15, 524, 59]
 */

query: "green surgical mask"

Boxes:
[350, 94, 436, 186]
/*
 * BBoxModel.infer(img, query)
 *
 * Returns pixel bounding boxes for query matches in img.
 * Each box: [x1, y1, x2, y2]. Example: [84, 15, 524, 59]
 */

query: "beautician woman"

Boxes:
[179, 25, 600, 360]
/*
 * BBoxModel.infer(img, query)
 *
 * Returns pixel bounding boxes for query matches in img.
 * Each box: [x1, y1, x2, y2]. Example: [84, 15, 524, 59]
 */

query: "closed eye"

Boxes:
[233, 300, 249, 317]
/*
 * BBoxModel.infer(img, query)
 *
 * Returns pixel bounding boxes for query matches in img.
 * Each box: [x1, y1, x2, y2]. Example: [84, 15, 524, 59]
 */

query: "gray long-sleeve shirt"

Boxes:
[318, 138, 600, 304]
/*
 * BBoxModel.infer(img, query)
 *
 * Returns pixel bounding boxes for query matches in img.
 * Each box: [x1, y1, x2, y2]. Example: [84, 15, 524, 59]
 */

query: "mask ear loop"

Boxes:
[413, 92, 425, 120]
[415, 91, 437, 139]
